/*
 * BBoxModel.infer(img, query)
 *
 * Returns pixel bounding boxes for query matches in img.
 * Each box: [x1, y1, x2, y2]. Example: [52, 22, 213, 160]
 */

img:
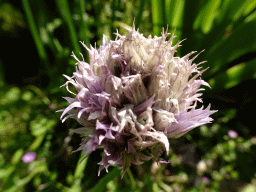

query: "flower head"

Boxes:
[228, 130, 238, 138]
[59, 24, 217, 176]
[202, 176, 210, 183]
[22, 152, 36, 163]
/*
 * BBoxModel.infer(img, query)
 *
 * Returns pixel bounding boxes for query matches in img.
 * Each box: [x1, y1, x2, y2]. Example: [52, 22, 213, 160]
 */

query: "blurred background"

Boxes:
[0, 0, 256, 191]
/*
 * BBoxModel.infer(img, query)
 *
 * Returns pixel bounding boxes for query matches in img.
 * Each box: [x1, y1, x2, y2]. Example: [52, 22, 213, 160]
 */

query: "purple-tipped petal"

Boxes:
[167, 105, 217, 138]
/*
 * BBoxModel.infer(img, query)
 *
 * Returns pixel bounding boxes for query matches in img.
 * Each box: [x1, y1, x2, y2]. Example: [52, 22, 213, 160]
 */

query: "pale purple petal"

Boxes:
[202, 176, 210, 183]
[22, 152, 36, 163]
[228, 130, 238, 138]
[167, 105, 217, 138]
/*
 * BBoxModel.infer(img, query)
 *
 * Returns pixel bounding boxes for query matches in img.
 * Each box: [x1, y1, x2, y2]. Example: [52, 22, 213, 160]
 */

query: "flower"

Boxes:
[22, 152, 36, 163]
[202, 176, 210, 183]
[197, 160, 207, 175]
[228, 130, 238, 138]
[59, 24, 217, 176]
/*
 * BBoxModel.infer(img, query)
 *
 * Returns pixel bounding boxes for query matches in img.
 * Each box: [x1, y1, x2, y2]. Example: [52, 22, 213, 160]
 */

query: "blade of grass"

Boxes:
[110, 0, 118, 39]
[21, 0, 48, 61]
[165, 0, 185, 29]
[243, 0, 256, 16]
[66, 154, 88, 192]
[44, 18, 63, 55]
[78, 0, 89, 61]
[165, 0, 185, 49]
[21, 0, 52, 78]
[190, 1, 256, 58]
[151, 0, 165, 35]
[28, 134, 46, 151]
[225, 0, 255, 22]
[74, 155, 88, 179]
[205, 16, 256, 78]
[11, 149, 24, 165]
[209, 59, 256, 91]
[193, 0, 221, 34]
[88, 167, 121, 192]
[55, 0, 80, 54]
[21, 0, 57, 83]
[4, 171, 38, 192]
[135, 0, 147, 28]
[126, 168, 136, 190]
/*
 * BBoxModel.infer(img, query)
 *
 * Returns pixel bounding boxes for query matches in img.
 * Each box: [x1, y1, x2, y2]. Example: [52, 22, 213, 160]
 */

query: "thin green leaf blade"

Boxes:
[55, 0, 80, 54]
[193, 0, 221, 34]
[135, 0, 147, 28]
[209, 59, 256, 91]
[151, 0, 165, 35]
[225, 0, 256, 21]
[88, 167, 121, 192]
[21, 0, 49, 62]
[206, 17, 256, 76]
[165, 0, 185, 45]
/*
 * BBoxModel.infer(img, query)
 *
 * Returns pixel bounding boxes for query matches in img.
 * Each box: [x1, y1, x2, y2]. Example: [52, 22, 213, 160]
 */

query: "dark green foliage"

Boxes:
[0, 0, 255, 191]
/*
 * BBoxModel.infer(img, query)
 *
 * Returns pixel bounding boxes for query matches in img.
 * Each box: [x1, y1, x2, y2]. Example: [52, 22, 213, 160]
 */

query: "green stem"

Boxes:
[111, 0, 117, 39]
[74, 155, 88, 179]
[56, 0, 80, 54]
[88, 167, 121, 192]
[127, 168, 136, 189]
[21, 0, 52, 78]
[151, 0, 165, 35]
[79, 0, 90, 61]
[22, 0, 47, 61]
[135, 0, 147, 28]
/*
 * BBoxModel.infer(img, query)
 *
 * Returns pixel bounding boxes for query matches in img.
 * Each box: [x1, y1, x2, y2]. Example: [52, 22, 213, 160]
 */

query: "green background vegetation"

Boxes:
[0, 0, 256, 191]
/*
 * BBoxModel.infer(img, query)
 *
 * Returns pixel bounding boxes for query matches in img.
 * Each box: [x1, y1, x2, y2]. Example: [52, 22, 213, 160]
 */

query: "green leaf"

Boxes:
[78, 0, 90, 60]
[193, 0, 221, 34]
[151, 0, 165, 35]
[225, 0, 256, 21]
[4, 171, 38, 192]
[126, 168, 136, 190]
[209, 59, 256, 91]
[55, 0, 80, 54]
[74, 155, 88, 179]
[165, 0, 185, 28]
[1, 87, 21, 105]
[11, 149, 24, 165]
[29, 115, 56, 136]
[0, 166, 15, 180]
[88, 167, 121, 192]
[28, 134, 45, 151]
[205, 17, 256, 76]
[135, 0, 147, 28]
[243, 0, 256, 16]
[165, 0, 185, 46]
[21, 0, 48, 62]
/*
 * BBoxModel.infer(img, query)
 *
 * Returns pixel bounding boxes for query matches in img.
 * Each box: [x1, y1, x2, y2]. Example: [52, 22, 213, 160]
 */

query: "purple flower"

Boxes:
[228, 130, 238, 138]
[22, 152, 36, 163]
[202, 176, 210, 183]
[59, 24, 217, 176]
